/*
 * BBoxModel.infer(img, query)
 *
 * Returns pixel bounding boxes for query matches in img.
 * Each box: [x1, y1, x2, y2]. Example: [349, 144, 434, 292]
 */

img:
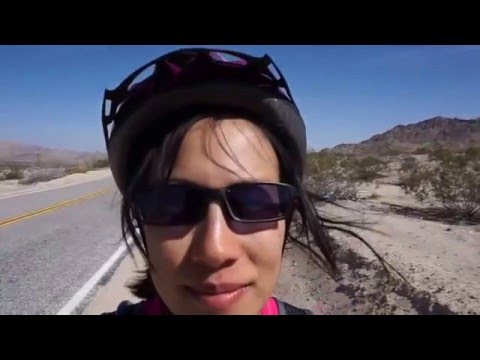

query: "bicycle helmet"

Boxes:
[101, 47, 307, 194]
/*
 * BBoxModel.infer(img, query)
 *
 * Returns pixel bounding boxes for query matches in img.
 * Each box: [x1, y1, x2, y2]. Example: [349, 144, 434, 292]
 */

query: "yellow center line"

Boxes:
[0, 188, 112, 228]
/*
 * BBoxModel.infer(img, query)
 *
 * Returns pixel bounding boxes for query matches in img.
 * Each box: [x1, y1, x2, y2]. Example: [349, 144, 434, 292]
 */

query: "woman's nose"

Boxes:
[190, 203, 243, 269]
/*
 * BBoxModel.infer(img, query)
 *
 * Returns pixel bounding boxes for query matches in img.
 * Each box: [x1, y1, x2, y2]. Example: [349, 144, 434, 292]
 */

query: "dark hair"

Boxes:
[120, 106, 401, 299]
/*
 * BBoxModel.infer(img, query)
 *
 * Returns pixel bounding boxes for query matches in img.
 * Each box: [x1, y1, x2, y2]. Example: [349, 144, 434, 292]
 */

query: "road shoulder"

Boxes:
[82, 247, 143, 315]
[0, 169, 112, 200]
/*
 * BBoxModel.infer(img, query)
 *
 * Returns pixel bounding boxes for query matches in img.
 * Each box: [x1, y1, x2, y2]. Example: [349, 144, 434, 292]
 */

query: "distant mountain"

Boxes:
[328, 116, 480, 155]
[0, 141, 106, 166]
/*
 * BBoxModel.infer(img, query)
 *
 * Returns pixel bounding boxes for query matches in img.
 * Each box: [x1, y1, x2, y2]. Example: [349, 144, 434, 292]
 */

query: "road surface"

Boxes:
[0, 177, 125, 315]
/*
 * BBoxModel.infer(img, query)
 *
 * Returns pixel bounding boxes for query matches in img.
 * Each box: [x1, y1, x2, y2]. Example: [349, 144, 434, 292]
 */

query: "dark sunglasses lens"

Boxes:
[135, 185, 202, 225]
[226, 184, 294, 221]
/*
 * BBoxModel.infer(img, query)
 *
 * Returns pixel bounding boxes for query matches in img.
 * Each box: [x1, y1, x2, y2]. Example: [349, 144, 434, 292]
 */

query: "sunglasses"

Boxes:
[132, 182, 298, 226]
[101, 47, 298, 147]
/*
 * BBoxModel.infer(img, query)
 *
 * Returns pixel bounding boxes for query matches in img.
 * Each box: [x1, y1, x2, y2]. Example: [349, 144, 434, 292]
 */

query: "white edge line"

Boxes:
[57, 236, 134, 315]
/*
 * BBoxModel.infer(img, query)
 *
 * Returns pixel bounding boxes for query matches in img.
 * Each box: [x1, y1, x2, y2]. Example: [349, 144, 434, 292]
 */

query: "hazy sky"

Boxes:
[1, 45, 479, 152]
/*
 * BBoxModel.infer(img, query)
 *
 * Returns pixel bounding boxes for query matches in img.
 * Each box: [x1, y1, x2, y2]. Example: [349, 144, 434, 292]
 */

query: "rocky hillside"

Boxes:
[329, 116, 480, 156]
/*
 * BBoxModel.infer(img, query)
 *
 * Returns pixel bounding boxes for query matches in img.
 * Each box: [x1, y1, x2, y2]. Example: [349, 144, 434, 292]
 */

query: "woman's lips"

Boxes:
[185, 283, 250, 310]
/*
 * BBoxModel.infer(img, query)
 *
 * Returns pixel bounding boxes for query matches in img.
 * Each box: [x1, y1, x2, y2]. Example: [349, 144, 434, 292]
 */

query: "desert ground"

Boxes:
[275, 181, 480, 314]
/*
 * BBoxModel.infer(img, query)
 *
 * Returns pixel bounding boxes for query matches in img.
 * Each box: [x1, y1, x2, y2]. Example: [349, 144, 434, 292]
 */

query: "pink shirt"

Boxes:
[141, 296, 280, 315]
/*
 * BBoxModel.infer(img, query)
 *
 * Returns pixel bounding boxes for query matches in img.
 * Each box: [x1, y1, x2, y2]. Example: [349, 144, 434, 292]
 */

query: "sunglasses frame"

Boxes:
[132, 181, 298, 226]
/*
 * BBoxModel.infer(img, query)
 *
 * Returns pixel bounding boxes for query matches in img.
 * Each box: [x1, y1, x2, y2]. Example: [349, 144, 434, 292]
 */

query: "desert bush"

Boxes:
[399, 156, 417, 174]
[306, 151, 340, 176]
[338, 156, 356, 170]
[305, 152, 387, 198]
[347, 156, 387, 182]
[401, 147, 480, 219]
[19, 168, 66, 185]
[380, 148, 403, 156]
[306, 152, 359, 201]
[66, 160, 100, 175]
[311, 154, 387, 182]
[465, 146, 480, 163]
[306, 174, 359, 201]
[358, 156, 385, 168]
[413, 146, 430, 155]
[1, 167, 24, 180]
[92, 158, 109, 169]
[428, 146, 456, 164]
[66, 165, 88, 175]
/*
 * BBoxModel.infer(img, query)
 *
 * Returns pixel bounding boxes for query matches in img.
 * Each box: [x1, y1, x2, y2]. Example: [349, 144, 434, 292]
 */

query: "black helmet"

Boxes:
[101, 47, 307, 194]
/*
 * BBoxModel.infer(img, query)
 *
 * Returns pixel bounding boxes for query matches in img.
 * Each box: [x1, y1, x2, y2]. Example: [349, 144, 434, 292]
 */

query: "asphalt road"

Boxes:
[0, 177, 125, 315]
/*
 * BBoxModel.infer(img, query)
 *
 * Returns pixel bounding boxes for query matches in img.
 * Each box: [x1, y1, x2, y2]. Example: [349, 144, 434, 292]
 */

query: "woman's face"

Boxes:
[143, 117, 286, 314]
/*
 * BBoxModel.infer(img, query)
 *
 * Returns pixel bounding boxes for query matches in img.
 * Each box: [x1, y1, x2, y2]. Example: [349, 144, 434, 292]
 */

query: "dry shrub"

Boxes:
[401, 146, 480, 219]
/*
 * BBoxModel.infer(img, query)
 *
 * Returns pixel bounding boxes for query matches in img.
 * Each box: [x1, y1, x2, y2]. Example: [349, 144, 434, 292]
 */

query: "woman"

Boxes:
[101, 48, 385, 315]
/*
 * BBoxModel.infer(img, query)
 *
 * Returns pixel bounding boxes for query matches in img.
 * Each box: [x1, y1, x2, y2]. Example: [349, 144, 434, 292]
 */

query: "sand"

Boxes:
[275, 183, 480, 314]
